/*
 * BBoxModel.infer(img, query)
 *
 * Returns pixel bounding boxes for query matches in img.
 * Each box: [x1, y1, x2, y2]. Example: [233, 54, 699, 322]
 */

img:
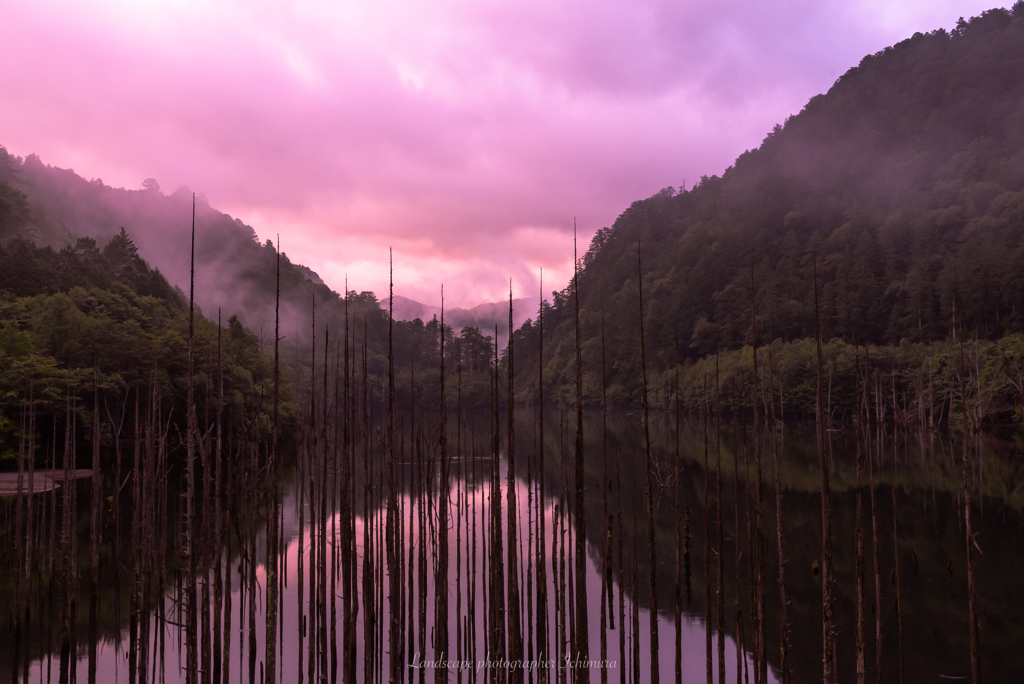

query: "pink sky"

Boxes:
[0, 0, 1003, 307]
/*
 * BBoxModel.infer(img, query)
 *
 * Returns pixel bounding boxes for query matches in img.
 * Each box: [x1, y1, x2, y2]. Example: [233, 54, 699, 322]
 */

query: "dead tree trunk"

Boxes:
[812, 256, 836, 684]
[507, 285, 524, 683]
[637, 238, 659, 684]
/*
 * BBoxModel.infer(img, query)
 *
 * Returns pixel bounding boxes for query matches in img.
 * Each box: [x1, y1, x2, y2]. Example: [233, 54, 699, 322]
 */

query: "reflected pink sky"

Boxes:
[0, 0, 1001, 307]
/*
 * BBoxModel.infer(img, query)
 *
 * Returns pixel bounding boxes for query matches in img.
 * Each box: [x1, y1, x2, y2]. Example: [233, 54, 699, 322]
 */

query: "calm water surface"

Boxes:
[5, 409, 1022, 683]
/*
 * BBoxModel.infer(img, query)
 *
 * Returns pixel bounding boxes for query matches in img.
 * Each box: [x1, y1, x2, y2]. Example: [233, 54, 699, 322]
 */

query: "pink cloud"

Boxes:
[0, 0, 1003, 307]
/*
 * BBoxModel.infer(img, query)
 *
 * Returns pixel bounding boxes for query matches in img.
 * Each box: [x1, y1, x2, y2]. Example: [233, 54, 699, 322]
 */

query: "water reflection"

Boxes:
[5, 408, 1022, 683]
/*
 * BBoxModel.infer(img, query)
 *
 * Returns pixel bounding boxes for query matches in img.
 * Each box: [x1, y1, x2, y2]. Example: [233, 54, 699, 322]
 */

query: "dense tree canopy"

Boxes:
[0, 234, 293, 469]
[517, 6, 1024, 409]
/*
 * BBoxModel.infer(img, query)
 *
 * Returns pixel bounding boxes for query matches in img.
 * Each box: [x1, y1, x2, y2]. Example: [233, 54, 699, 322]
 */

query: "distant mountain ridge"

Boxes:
[392, 294, 539, 333]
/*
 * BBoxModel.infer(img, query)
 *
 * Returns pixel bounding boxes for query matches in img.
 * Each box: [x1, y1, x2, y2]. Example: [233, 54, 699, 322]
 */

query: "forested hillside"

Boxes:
[5, 8, 1024, 424]
[0, 143, 507, 421]
[519, 6, 1024, 417]
[0, 228, 298, 468]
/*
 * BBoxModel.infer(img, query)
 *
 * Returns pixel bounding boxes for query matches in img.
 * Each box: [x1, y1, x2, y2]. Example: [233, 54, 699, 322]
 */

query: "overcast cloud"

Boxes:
[0, 0, 1002, 306]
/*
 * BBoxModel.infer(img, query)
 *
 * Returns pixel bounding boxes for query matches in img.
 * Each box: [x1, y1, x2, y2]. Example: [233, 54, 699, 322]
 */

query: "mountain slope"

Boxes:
[0, 148, 506, 410]
[524, 6, 1024, 406]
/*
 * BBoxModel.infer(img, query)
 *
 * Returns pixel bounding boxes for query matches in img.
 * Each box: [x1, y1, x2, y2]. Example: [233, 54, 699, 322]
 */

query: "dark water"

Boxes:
[3, 408, 1021, 683]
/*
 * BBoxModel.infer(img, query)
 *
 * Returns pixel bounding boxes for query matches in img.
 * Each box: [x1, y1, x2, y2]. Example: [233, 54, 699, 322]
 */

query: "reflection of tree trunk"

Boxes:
[769, 348, 790, 684]
[734, 401, 744, 684]
[616, 404, 626, 684]
[703, 385, 713, 684]
[742, 406, 756, 684]
[631, 492, 640, 684]
[24, 387, 38, 683]
[674, 337, 683, 684]
[89, 586, 98, 684]
[854, 349, 866, 684]
[715, 358, 726, 684]
[90, 367, 102, 684]
[813, 257, 835, 684]
[222, 426, 233, 684]
[959, 341, 981, 684]
[866, 351, 883, 684]
[891, 374, 905, 684]
[15, 390, 26, 678]
[59, 382, 73, 684]
[247, 441, 257, 684]
[566, 430, 576, 674]
[129, 392, 140, 684]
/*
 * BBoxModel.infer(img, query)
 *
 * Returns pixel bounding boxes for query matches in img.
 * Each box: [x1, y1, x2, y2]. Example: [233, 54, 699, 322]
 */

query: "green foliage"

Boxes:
[0, 181, 30, 240]
[0, 232, 184, 304]
[670, 336, 1024, 430]
[516, 9, 1024, 410]
[0, 234, 291, 469]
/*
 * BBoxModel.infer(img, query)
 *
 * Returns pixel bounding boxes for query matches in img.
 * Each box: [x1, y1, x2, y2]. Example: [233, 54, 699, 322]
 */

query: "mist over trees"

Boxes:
[519, 5, 1024, 412]
[0, 230, 292, 469]
[5, 8, 1024, 422]
[0, 145, 513, 420]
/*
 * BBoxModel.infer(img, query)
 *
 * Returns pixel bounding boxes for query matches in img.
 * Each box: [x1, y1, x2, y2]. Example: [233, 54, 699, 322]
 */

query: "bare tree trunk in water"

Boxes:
[602, 312, 613, 684]
[266, 243, 281, 684]
[703, 382, 712, 684]
[750, 262, 767, 684]
[342, 284, 357, 684]
[14, 389, 26, 674]
[891, 373, 905, 684]
[59, 381, 73, 684]
[616, 436, 626, 684]
[715, 358, 726, 684]
[507, 284, 524, 684]
[388, 256, 403, 683]
[214, 314, 225, 684]
[851, 348, 868, 684]
[457, 362, 466, 684]
[866, 350, 883, 684]
[489, 327, 507, 684]
[186, 195, 200, 684]
[637, 238, 659, 684]
[812, 256, 836, 684]
[573, 224, 590, 681]
[674, 335, 683, 684]
[768, 347, 790, 684]
[959, 340, 981, 684]
[90, 367, 102, 684]
[536, 271, 549, 684]
[363, 324, 375, 684]
[437, 287, 451, 682]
